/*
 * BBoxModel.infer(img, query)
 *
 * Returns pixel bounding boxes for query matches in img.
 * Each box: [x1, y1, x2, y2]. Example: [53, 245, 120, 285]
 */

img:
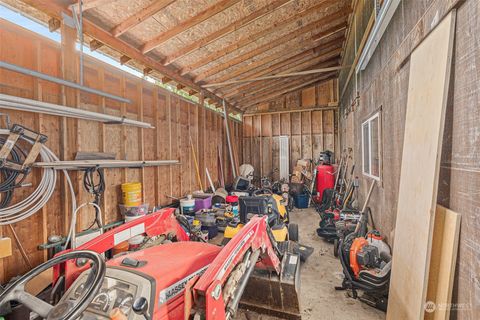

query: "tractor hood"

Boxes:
[107, 242, 222, 297]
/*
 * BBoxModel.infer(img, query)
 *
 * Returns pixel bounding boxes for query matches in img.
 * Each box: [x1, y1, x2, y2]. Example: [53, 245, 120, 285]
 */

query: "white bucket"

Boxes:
[180, 195, 196, 215]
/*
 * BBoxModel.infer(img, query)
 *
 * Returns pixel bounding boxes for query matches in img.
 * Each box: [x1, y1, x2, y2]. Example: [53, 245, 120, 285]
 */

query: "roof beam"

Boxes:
[212, 34, 344, 90]
[228, 59, 340, 101]
[193, 9, 350, 82]
[220, 48, 341, 98]
[239, 73, 337, 109]
[180, 0, 341, 76]
[111, 0, 176, 37]
[141, 0, 242, 54]
[163, 0, 293, 65]
[234, 68, 332, 101]
[205, 65, 344, 88]
[21, 0, 242, 115]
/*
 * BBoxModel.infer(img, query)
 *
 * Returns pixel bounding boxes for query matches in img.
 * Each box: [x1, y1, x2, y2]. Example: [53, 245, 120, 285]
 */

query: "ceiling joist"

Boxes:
[180, 0, 340, 76]
[193, 8, 351, 82]
[111, 0, 176, 37]
[141, 0, 242, 54]
[163, 0, 293, 66]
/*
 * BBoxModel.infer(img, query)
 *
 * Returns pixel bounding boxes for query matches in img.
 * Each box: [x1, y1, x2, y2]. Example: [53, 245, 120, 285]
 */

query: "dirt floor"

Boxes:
[237, 207, 385, 320]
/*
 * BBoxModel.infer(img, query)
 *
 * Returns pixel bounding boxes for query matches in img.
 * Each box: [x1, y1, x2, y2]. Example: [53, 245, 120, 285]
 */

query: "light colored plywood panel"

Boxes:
[387, 11, 456, 320]
[425, 205, 461, 320]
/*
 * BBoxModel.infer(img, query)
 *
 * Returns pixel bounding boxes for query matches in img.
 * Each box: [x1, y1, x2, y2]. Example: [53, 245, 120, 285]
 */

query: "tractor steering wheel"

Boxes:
[0, 250, 105, 320]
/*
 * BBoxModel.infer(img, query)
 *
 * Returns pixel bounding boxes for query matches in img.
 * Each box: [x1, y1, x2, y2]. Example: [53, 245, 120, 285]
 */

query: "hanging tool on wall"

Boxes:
[189, 135, 203, 191]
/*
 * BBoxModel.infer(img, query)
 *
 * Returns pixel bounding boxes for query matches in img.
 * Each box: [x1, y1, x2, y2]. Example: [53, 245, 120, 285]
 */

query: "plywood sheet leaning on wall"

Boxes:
[386, 11, 456, 320]
[424, 205, 461, 320]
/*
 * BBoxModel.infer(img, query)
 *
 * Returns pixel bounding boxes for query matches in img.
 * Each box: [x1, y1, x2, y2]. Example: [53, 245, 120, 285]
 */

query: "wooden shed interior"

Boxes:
[0, 0, 478, 319]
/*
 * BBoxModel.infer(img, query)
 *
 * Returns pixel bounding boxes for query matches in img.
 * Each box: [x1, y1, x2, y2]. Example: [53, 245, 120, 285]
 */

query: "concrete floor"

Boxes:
[237, 207, 385, 320]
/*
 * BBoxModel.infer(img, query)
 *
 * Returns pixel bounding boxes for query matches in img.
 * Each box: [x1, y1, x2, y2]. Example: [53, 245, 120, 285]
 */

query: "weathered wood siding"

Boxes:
[243, 79, 338, 178]
[338, 0, 479, 318]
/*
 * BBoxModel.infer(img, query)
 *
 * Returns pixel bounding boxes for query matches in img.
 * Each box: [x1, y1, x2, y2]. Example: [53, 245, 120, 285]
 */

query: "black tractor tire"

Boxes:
[288, 223, 299, 242]
[333, 238, 339, 258]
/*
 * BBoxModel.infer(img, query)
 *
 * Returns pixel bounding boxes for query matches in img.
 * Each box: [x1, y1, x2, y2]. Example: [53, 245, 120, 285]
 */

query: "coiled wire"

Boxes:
[0, 129, 76, 225]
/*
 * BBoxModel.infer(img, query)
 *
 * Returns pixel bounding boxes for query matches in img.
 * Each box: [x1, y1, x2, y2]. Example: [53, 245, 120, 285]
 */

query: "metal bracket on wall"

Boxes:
[0, 124, 47, 172]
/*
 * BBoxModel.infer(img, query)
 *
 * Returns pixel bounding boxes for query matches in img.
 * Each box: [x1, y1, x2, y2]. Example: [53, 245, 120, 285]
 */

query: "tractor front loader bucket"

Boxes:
[239, 252, 301, 319]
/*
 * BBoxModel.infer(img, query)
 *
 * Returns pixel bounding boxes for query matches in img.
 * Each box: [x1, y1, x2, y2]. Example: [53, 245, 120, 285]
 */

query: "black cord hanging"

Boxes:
[82, 166, 105, 230]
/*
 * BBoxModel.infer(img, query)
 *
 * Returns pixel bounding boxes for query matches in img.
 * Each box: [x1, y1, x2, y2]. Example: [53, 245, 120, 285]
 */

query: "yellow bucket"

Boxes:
[121, 182, 142, 206]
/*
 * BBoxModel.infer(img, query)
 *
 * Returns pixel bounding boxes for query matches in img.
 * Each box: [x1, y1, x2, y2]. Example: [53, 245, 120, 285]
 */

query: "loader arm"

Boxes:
[54, 208, 190, 288]
[191, 215, 283, 319]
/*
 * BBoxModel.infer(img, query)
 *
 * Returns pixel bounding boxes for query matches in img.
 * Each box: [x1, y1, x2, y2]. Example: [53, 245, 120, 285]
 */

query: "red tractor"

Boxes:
[0, 208, 301, 319]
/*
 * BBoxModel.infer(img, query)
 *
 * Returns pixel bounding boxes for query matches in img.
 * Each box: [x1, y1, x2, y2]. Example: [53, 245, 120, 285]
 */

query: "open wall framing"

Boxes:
[338, 0, 479, 318]
[0, 19, 241, 283]
[242, 80, 338, 178]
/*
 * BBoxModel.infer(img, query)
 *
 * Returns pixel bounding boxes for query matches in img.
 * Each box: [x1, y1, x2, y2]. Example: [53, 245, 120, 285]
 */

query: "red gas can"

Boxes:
[315, 164, 335, 202]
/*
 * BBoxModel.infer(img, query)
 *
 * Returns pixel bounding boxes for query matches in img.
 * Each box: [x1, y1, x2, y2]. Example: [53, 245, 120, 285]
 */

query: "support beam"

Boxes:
[220, 51, 341, 99]
[163, 0, 293, 65]
[193, 9, 350, 82]
[180, 0, 343, 76]
[141, 0, 242, 54]
[162, 77, 172, 84]
[313, 25, 347, 42]
[89, 39, 103, 51]
[143, 67, 152, 76]
[48, 17, 61, 32]
[228, 59, 340, 101]
[211, 36, 344, 88]
[205, 66, 345, 88]
[241, 73, 337, 109]
[20, 0, 242, 114]
[119, 55, 131, 65]
[111, 0, 176, 37]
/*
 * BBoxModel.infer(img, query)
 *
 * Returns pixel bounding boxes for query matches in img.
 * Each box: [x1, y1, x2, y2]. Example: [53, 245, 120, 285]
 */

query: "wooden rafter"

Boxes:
[240, 73, 337, 109]
[206, 65, 344, 88]
[163, 0, 293, 65]
[111, 0, 176, 37]
[193, 9, 350, 82]
[220, 48, 341, 98]
[89, 39, 103, 51]
[234, 68, 336, 103]
[180, 0, 340, 76]
[227, 59, 340, 101]
[141, 0, 242, 54]
[212, 33, 345, 91]
[20, 0, 243, 115]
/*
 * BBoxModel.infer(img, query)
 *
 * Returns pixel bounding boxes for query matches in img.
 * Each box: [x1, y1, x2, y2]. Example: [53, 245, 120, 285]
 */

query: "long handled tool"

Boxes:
[190, 135, 203, 191]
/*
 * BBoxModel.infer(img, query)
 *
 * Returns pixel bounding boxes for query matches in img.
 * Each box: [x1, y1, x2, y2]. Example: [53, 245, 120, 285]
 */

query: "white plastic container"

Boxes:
[180, 195, 196, 215]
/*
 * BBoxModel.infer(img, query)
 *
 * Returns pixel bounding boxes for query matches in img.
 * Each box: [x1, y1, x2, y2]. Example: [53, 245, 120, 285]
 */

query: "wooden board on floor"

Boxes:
[386, 11, 456, 320]
[424, 205, 461, 320]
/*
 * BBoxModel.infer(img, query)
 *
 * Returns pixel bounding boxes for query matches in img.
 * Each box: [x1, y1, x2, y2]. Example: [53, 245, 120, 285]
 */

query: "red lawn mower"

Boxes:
[0, 208, 301, 320]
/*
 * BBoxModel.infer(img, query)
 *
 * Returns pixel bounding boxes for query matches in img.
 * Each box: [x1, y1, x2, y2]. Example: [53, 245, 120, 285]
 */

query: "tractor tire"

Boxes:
[288, 223, 299, 242]
[333, 238, 339, 258]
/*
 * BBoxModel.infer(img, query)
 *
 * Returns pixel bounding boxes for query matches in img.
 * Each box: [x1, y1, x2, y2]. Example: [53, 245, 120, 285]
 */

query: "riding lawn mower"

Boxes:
[0, 208, 303, 320]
